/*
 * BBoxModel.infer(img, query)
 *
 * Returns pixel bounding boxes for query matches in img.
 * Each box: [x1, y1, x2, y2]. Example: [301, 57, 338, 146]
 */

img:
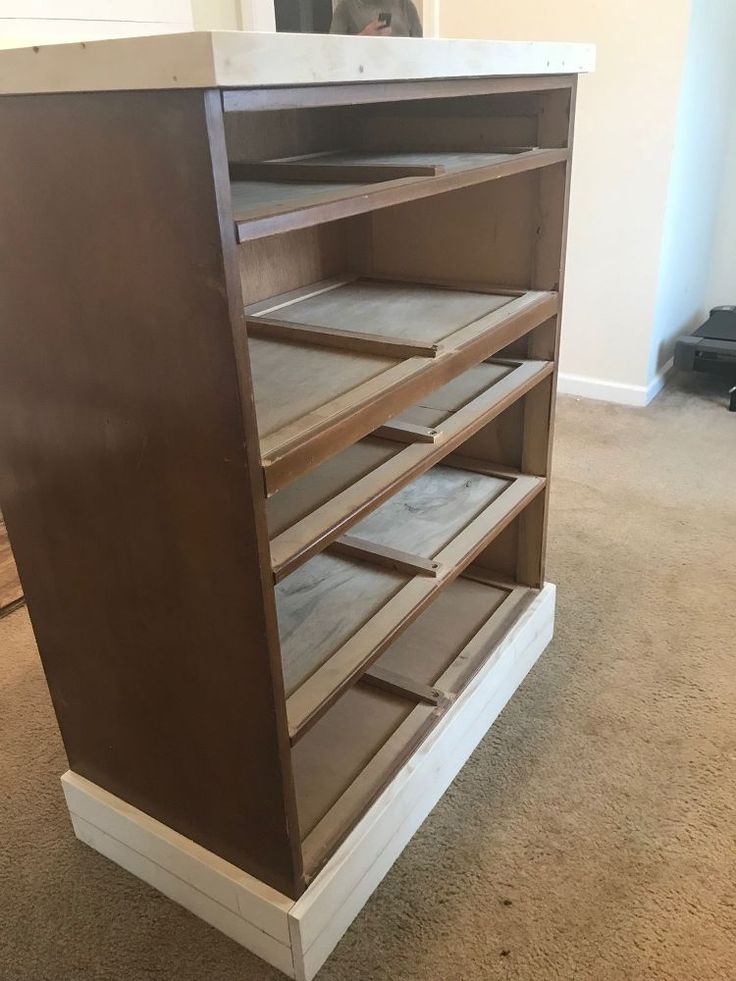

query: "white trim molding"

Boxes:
[557, 359, 673, 407]
[61, 583, 556, 981]
[238, 0, 276, 32]
[422, 0, 441, 38]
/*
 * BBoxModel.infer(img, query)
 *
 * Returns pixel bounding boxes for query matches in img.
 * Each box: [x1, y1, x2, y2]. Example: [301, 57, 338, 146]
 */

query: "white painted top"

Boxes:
[0, 30, 595, 95]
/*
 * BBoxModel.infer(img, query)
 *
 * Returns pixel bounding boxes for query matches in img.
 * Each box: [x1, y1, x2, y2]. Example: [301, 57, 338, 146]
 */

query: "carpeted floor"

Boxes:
[2, 372, 735, 981]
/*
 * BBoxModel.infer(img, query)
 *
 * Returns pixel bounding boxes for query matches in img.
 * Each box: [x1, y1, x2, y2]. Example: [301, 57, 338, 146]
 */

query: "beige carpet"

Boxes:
[2, 372, 735, 981]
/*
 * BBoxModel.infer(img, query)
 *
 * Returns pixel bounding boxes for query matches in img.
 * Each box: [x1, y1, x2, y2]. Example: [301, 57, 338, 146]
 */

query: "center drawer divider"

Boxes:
[268, 355, 553, 580]
[277, 461, 545, 743]
[245, 273, 558, 493]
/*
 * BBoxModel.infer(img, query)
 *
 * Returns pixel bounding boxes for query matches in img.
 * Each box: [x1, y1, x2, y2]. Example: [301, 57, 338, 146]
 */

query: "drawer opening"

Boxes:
[245, 273, 557, 492]
[276, 456, 545, 743]
[292, 572, 535, 877]
[267, 355, 553, 579]
[225, 89, 572, 241]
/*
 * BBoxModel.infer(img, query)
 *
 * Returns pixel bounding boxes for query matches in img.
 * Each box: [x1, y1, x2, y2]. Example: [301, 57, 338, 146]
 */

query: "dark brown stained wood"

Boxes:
[248, 334, 400, 445]
[0, 89, 303, 898]
[460, 566, 520, 591]
[358, 91, 545, 118]
[536, 86, 574, 150]
[369, 168, 538, 289]
[246, 274, 357, 315]
[267, 438, 398, 540]
[471, 511, 521, 581]
[393, 361, 516, 423]
[298, 701, 439, 877]
[232, 176, 365, 226]
[238, 219, 362, 306]
[493, 85, 575, 587]
[343, 92, 545, 147]
[372, 420, 440, 443]
[348, 116, 537, 156]
[373, 576, 510, 686]
[207, 89, 307, 890]
[499, 315, 558, 362]
[456, 384, 534, 584]
[329, 534, 440, 578]
[519, 376, 554, 479]
[259, 277, 510, 343]
[291, 684, 417, 839]
[222, 74, 575, 113]
[0, 520, 23, 615]
[442, 455, 525, 481]
[517, 80, 577, 588]
[232, 149, 538, 188]
[246, 315, 439, 359]
[368, 274, 525, 297]
[450, 398, 525, 471]
[225, 105, 348, 164]
[526, 317, 558, 361]
[361, 664, 442, 705]
[232, 159, 444, 182]
[430, 583, 533, 695]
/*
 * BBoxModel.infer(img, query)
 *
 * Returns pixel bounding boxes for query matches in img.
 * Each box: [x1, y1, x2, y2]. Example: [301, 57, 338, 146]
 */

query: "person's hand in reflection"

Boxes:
[359, 17, 392, 36]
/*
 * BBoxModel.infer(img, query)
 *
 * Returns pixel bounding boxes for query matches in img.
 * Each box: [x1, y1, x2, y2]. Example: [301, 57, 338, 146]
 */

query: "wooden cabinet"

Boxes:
[0, 31, 592, 980]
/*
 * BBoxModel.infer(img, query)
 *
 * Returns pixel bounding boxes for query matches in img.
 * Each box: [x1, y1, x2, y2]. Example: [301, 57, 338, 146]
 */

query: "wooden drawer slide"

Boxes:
[246, 274, 557, 492]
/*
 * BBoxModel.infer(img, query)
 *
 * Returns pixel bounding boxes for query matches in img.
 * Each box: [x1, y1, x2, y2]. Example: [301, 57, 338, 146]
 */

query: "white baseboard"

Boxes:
[558, 359, 673, 407]
[61, 583, 556, 981]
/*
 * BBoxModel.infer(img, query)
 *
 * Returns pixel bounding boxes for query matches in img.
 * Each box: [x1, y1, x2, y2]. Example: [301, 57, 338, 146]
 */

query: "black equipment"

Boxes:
[674, 305, 736, 411]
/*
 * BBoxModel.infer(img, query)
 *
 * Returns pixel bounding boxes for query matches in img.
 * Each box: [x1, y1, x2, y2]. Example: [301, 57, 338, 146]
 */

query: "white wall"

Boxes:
[650, 0, 736, 381]
[0, 0, 277, 44]
[706, 60, 736, 308]
[441, 0, 692, 405]
[191, 0, 275, 31]
[0, 1, 192, 47]
[191, 0, 240, 29]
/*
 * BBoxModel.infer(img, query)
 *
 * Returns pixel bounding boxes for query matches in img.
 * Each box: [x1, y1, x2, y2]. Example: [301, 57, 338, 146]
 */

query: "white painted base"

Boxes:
[62, 583, 556, 981]
[557, 360, 673, 407]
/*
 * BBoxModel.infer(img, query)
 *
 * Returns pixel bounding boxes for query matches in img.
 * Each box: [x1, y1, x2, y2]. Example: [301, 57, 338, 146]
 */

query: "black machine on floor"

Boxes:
[674, 305, 736, 411]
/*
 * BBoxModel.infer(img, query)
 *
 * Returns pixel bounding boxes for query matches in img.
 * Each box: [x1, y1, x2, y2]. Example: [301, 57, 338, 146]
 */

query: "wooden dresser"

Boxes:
[0, 31, 594, 980]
